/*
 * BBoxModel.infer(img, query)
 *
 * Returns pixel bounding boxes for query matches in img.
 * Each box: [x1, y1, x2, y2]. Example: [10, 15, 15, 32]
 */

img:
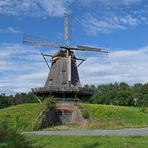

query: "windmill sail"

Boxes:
[23, 35, 60, 48]
[65, 13, 69, 47]
[77, 45, 108, 53]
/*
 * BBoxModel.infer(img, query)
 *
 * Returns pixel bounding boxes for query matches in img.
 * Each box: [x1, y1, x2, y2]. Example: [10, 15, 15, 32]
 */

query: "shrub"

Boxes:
[43, 97, 56, 108]
[82, 109, 90, 119]
[76, 104, 91, 119]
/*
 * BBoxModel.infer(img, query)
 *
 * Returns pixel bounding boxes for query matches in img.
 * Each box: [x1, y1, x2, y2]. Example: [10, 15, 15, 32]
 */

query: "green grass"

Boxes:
[0, 103, 148, 131]
[1, 103, 148, 147]
[83, 104, 148, 129]
[0, 103, 44, 131]
[27, 135, 148, 148]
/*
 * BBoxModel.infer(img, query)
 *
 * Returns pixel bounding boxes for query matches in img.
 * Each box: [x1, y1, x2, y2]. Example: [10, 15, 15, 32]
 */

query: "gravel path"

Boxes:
[23, 128, 148, 136]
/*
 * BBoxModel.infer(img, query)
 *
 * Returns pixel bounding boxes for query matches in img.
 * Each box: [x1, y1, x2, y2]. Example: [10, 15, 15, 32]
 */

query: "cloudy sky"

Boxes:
[1, 0, 148, 94]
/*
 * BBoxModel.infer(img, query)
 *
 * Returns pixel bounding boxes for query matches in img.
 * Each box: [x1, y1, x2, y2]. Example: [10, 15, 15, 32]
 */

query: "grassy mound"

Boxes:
[84, 104, 148, 129]
[0, 103, 147, 131]
[0, 103, 44, 131]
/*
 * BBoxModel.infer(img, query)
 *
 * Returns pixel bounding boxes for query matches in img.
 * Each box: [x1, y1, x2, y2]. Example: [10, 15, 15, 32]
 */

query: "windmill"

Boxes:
[23, 14, 108, 99]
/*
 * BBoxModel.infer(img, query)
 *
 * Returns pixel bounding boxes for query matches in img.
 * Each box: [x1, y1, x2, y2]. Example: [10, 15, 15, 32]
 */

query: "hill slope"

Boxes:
[0, 103, 147, 130]
[84, 104, 148, 129]
[0, 103, 44, 131]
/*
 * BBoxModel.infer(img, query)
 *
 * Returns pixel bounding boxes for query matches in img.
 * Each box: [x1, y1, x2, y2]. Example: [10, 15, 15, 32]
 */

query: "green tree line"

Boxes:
[0, 92, 38, 109]
[0, 82, 148, 109]
[83, 82, 148, 107]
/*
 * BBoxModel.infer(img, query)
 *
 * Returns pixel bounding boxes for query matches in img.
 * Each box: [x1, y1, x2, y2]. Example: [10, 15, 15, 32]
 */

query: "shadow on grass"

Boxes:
[83, 142, 100, 148]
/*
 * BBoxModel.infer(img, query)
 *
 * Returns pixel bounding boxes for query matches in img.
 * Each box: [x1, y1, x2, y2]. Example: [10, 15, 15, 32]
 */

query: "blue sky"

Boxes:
[1, 0, 148, 94]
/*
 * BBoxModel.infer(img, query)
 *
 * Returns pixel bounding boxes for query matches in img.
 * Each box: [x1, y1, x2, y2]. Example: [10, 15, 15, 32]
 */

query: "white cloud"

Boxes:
[77, 0, 148, 35]
[104, 0, 142, 5]
[82, 14, 144, 34]
[0, 27, 22, 34]
[0, 0, 8, 6]
[0, 43, 54, 94]
[7, 27, 22, 34]
[79, 46, 148, 85]
[0, 0, 72, 17]
[79, 0, 143, 6]
[39, 0, 72, 17]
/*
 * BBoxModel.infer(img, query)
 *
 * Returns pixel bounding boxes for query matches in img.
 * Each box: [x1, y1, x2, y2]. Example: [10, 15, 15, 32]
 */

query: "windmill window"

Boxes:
[49, 79, 52, 84]
[62, 82, 66, 85]
[62, 69, 66, 72]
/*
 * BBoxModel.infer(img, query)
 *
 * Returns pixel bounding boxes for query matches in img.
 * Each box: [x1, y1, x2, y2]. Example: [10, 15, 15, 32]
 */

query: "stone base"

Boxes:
[41, 103, 88, 128]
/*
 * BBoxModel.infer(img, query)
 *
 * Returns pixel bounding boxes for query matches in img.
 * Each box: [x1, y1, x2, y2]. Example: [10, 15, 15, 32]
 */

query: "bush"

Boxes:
[76, 104, 91, 119]
[43, 97, 56, 108]
[82, 109, 90, 119]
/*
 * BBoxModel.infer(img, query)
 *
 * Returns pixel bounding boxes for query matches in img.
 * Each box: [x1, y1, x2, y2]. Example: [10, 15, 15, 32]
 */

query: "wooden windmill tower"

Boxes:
[23, 14, 108, 99]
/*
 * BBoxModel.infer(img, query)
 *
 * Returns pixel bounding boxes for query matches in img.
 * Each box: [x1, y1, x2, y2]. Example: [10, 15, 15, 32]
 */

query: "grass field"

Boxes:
[27, 135, 148, 148]
[84, 104, 148, 129]
[0, 103, 148, 130]
[1, 103, 147, 148]
[0, 103, 44, 131]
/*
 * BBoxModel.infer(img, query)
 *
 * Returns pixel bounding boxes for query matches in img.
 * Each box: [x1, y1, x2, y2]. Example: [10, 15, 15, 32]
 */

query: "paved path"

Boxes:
[23, 128, 148, 136]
